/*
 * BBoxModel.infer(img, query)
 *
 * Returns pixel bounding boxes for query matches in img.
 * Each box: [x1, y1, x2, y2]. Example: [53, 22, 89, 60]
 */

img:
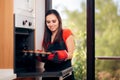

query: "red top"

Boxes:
[62, 29, 72, 50]
[62, 29, 73, 42]
[42, 29, 72, 50]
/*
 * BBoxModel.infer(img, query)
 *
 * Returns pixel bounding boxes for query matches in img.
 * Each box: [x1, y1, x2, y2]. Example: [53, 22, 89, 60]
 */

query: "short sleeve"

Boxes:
[62, 29, 72, 42]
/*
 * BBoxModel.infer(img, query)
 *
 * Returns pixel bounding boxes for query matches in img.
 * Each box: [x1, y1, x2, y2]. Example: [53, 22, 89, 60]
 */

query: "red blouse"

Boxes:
[62, 29, 73, 42]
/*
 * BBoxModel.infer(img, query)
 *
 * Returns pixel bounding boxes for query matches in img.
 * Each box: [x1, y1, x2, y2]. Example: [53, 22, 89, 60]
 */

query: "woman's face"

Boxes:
[46, 14, 59, 33]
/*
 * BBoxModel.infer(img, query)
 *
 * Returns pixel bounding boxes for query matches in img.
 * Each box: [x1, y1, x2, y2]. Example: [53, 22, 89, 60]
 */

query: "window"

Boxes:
[95, 0, 120, 79]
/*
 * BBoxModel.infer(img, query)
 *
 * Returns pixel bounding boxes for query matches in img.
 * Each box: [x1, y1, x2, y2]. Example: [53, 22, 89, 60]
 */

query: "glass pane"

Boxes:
[95, 0, 120, 56]
[52, 0, 87, 80]
[95, 0, 120, 79]
[95, 60, 120, 79]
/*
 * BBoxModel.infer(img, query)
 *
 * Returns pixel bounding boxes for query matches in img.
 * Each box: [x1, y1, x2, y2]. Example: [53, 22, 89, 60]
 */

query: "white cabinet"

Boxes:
[14, 0, 35, 17]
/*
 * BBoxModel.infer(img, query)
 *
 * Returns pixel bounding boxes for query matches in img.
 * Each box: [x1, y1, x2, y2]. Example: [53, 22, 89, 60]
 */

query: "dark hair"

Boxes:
[43, 9, 63, 51]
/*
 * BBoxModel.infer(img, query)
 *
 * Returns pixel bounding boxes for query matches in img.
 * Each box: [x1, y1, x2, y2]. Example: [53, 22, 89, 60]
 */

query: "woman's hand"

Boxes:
[47, 50, 68, 63]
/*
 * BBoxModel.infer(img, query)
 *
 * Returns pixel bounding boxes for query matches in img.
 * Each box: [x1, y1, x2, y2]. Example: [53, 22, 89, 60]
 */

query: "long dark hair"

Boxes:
[43, 9, 63, 51]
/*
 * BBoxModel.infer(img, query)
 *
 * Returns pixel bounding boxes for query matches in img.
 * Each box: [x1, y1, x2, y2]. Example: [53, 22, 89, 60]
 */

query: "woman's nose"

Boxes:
[49, 22, 53, 26]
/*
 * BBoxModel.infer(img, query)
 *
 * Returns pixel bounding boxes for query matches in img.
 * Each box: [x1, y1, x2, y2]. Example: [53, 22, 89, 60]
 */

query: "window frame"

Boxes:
[87, 0, 95, 80]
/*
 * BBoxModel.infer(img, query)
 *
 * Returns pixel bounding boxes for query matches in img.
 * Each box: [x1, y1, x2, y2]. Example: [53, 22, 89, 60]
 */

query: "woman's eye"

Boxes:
[52, 20, 56, 23]
[46, 21, 50, 24]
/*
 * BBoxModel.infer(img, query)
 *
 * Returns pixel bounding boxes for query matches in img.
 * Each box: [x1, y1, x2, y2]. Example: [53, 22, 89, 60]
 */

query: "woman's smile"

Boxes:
[46, 14, 59, 32]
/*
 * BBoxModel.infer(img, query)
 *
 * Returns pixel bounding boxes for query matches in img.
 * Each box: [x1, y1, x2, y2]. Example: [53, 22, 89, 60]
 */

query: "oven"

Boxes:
[14, 14, 36, 77]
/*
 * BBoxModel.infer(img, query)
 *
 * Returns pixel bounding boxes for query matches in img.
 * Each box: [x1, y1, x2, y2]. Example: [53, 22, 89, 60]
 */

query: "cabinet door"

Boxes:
[0, 0, 13, 68]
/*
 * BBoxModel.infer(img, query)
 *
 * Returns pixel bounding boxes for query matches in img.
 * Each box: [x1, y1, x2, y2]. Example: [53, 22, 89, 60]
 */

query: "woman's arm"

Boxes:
[65, 35, 75, 60]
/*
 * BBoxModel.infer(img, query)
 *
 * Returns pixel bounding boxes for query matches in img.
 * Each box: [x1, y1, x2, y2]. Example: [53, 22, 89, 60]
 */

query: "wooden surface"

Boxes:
[14, 78, 35, 80]
[0, 0, 14, 68]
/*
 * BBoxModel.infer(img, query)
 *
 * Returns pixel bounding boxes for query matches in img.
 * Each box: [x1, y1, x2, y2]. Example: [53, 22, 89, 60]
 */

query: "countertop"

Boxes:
[0, 69, 16, 80]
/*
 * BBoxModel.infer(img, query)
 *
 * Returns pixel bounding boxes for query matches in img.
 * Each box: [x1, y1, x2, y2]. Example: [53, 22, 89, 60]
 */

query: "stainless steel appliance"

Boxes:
[14, 14, 36, 76]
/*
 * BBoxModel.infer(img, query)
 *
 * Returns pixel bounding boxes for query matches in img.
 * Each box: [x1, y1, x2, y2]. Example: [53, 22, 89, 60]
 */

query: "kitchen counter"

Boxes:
[0, 69, 16, 80]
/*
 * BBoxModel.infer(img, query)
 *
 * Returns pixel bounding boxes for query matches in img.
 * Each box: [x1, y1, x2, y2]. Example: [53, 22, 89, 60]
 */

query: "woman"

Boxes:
[40, 9, 75, 80]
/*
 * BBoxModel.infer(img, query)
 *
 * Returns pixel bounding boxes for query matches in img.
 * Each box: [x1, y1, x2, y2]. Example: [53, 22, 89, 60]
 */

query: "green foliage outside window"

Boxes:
[62, 1, 87, 79]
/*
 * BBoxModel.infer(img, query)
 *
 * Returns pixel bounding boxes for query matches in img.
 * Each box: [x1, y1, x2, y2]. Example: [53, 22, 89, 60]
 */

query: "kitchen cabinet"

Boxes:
[0, 0, 14, 69]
